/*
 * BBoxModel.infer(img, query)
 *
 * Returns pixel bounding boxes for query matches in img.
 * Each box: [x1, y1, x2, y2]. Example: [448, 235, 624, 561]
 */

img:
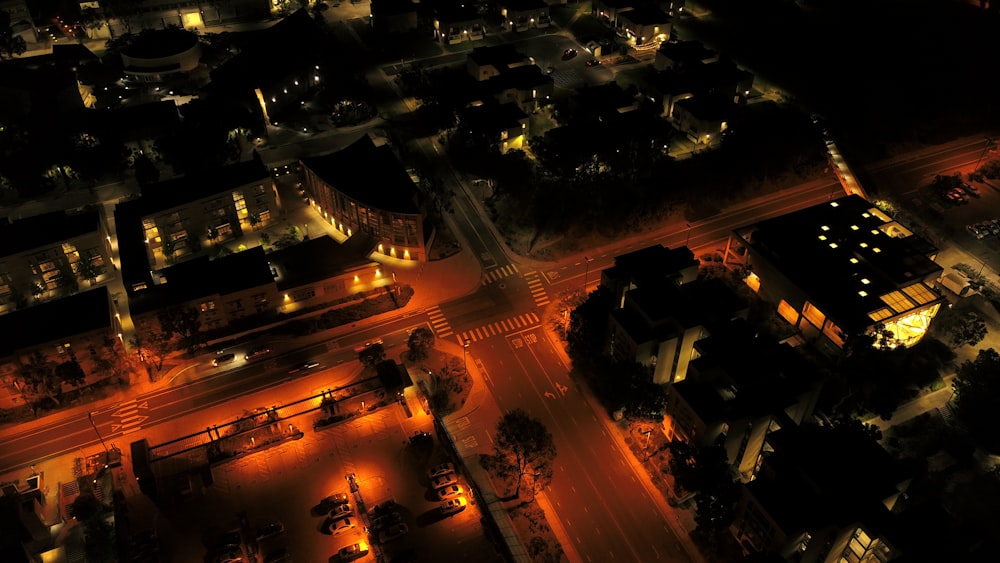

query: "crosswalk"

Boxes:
[111, 399, 148, 435]
[426, 306, 454, 338]
[525, 273, 550, 307]
[482, 264, 519, 285]
[458, 312, 540, 343]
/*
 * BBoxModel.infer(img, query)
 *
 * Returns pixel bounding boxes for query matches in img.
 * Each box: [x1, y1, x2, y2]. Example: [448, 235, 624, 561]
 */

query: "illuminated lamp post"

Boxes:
[582, 256, 594, 294]
[87, 412, 110, 458]
[463, 339, 471, 372]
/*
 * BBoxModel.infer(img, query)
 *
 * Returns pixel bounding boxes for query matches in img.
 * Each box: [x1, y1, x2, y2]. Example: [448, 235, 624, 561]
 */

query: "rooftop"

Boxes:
[468, 44, 532, 71]
[0, 208, 102, 259]
[300, 135, 419, 215]
[657, 40, 717, 66]
[0, 287, 110, 357]
[738, 195, 944, 331]
[618, 4, 671, 26]
[270, 235, 378, 291]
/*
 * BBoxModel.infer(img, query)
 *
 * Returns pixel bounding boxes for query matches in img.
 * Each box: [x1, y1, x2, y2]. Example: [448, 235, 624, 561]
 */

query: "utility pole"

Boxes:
[87, 412, 110, 458]
[583, 256, 594, 294]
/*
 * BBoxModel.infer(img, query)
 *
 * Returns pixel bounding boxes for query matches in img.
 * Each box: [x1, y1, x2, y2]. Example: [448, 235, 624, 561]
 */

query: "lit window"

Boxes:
[818, 235, 827, 241]
[859, 291, 868, 297]
[830, 201, 839, 207]
[821, 225, 830, 231]
[873, 247, 881, 253]
[850, 225, 859, 230]
[859, 242, 868, 248]
[829, 243, 838, 248]
[862, 212, 870, 218]
[850, 258, 859, 264]
[861, 278, 870, 284]
[871, 229, 880, 235]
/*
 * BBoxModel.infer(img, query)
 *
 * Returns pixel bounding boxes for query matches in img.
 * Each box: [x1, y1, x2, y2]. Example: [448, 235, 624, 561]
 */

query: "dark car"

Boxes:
[585, 58, 600, 67]
[289, 361, 320, 374]
[245, 345, 271, 361]
[213, 353, 236, 367]
[562, 48, 577, 60]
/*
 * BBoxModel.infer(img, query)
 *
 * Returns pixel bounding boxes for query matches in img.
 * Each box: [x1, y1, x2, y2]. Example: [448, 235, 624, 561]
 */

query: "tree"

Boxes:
[0, 11, 27, 59]
[130, 330, 173, 373]
[358, 342, 386, 369]
[940, 310, 988, 348]
[406, 327, 435, 362]
[75, 252, 105, 286]
[668, 440, 738, 531]
[489, 409, 557, 499]
[157, 305, 201, 353]
[55, 360, 87, 388]
[952, 348, 1000, 454]
[133, 153, 160, 185]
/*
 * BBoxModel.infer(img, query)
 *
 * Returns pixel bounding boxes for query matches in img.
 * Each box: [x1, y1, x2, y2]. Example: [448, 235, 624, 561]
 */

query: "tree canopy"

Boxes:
[406, 327, 435, 362]
[487, 409, 557, 499]
[952, 348, 1000, 454]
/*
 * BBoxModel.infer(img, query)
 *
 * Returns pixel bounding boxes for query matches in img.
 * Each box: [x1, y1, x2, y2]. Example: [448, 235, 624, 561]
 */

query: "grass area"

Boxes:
[402, 348, 471, 416]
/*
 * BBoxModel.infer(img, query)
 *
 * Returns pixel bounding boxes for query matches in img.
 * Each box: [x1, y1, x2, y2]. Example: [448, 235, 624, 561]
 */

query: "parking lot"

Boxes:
[153, 398, 498, 562]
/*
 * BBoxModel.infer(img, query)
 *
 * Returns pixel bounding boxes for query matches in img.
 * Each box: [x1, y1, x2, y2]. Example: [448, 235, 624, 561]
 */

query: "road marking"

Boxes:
[525, 273, 550, 307]
[426, 306, 453, 338]
[481, 263, 519, 285]
[458, 312, 540, 344]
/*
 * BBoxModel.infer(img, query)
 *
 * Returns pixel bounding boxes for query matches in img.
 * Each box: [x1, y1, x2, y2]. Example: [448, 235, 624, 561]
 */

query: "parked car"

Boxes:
[256, 522, 284, 541]
[967, 224, 987, 239]
[334, 542, 369, 561]
[562, 48, 577, 60]
[213, 353, 236, 367]
[370, 499, 397, 516]
[437, 484, 464, 500]
[990, 220, 1000, 236]
[264, 548, 292, 563]
[324, 516, 356, 536]
[961, 182, 980, 197]
[329, 503, 353, 519]
[245, 345, 271, 361]
[319, 493, 350, 512]
[585, 58, 600, 67]
[378, 523, 409, 543]
[371, 511, 402, 530]
[439, 497, 467, 516]
[431, 474, 458, 489]
[428, 462, 455, 479]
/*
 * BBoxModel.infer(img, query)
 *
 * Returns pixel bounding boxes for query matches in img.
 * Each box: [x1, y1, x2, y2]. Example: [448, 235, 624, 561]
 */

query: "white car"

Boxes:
[325, 516, 356, 536]
[329, 503, 352, 519]
[428, 462, 455, 479]
[437, 484, 464, 500]
[431, 474, 458, 489]
[439, 497, 467, 516]
[335, 542, 369, 561]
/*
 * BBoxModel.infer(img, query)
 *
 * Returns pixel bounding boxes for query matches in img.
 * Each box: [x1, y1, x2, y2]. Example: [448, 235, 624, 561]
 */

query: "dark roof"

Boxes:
[0, 208, 101, 259]
[300, 135, 419, 215]
[120, 28, 199, 59]
[595, 0, 636, 9]
[499, 0, 548, 10]
[458, 102, 528, 131]
[740, 195, 943, 331]
[619, 4, 671, 25]
[371, 0, 417, 16]
[209, 9, 325, 92]
[613, 277, 746, 346]
[128, 247, 274, 316]
[468, 44, 531, 70]
[0, 287, 110, 356]
[642, 68, 698, 97]
[105, 101, 182, 140]
[434, 5, 483, 22]
[0, 64, 78, 94]
[271, 235, 378, 291]
[606, 244, 699, 288]
[113, 202, 154, 294]
[673, 95, 731, 121]
[572, 82, 638, 114]
[484, 64, 553, 93]
[118, 152, 269, 217]
[657, 40, 716, 66]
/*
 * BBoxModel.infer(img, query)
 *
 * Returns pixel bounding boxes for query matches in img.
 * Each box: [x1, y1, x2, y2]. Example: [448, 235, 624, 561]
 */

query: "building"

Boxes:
[0, 208, 113, 315]
[600, 245, 748, 385]
[617, 4, 671, 47]
[569, 82, 641, 120]
[370, 0, 418, 33]
[119, 28, 202, 83]
[433, 6, 486, 45]
[456, 102, 529, 154]
[730, 424, 911, 561]
[724, 195, 945, 352]
[78, 0, 270, 39]
[269, 235, 386, 314]
[467, 44, 534, 82]
[466, 45, 553, 113]
[300, 135, 426, 262]
[0, 286, 122, 396]
[653, 39, 718, 72]
[128, 246, 277, 335]
[671, 95, 730, 145]
[593, 0, 636, 30]
[498, 0, 552, 32]
[0, 0, 36, 45]
[664, 318, 820, 481]
[113, 152, 278, 291]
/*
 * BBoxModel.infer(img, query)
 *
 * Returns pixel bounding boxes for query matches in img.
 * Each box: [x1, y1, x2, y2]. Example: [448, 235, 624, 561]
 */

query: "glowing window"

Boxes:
[858, 291, 868, 297]
[880, 291, 915, 313]
[871, 229, 880, 235]
[861, 278, 870, 284]
[849, 258, 859, 264]
[830, 202, 839, 207]
[902, 283, 939, 305]
[818, 235, 827, 241]
[829, 243, 838, 248]
[777, 300, 798, 325]
[802, 301, 826, 328]
[859, 242, 868, 248]
[868, 308, 893, 322]
[821, 225, 830, 231]
[850, 225, 859, 230]
[873, 247, 881, 253]
[862, 212, 870, 218]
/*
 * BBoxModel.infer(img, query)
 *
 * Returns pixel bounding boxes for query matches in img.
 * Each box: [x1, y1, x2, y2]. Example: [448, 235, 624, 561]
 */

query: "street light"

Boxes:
[87, 412, 109, 457]
[583, 256, 594, 294]
[974, 136, 995, 174]
[685, 223, 692, 246]
[463, 339, 471, 372]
